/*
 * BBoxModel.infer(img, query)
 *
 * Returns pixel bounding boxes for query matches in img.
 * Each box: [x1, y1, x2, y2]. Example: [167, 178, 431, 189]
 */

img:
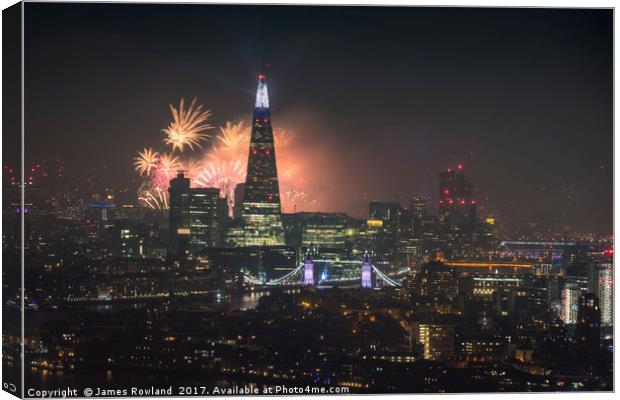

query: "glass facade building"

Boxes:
[188, 187, 227, 250]
[240, 72, 285, 246]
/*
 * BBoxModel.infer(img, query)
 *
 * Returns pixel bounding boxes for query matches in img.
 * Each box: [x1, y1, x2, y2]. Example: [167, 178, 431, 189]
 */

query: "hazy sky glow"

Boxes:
[23, 4, 612, 232]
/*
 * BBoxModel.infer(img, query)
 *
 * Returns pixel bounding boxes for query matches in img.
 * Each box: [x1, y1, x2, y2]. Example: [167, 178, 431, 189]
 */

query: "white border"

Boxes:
[0, 1, 616, 400]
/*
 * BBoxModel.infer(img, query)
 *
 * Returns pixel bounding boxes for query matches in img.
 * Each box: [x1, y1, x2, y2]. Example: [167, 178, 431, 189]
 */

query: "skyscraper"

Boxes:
[588, 262, 613, 327]
[168, 172, 191, 255]
[232, 183, 245, 219]
[437, 164, 478, 258]
[561, 283, 581, 325]
[369, 201, 402, 241]
[438, 164, 476, 225]
[168, 172, 228, 255]
[409, 196, 429, 239]
[240, 71, 285, 246]
[188, 188, 227, 250]
[575, 293, 601, 352]
[410, 196, 429, 220]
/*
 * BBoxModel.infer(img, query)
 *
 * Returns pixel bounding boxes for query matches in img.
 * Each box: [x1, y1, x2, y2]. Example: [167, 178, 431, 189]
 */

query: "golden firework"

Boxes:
[163, 98, 213, 152]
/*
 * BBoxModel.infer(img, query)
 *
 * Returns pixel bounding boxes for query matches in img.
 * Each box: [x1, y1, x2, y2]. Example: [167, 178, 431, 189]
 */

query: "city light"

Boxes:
[11, 4, 614, 395]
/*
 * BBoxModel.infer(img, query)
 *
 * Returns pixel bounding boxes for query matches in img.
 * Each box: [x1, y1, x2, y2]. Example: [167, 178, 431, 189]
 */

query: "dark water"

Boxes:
[24, 291, 280, 393]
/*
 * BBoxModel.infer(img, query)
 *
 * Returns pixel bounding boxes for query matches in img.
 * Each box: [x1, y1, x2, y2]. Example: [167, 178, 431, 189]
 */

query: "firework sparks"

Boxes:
[193, 123, 315, 212]
[281, 176, 316, 213]
[191, 123, 250, 215]
[181, 158, 203, 181]
[271, 128, 315, 212]
[158, 153, 181, 178]
[216, 121, 250, 153]
[193, 121, 250, 200]
[163, 98, 213, 152]
[151, 153, 181, 190]
[194, 157, 245, 216]
[137, 182, 169, 210]
[135, 102, 319, 213]
[133, 148, 159, 176]
[194, 157, 245, 195]
[273, 127, 294, 150]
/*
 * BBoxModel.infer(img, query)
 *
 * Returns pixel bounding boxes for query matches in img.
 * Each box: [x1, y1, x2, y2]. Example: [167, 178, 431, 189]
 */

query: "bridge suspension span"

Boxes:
[241, 257, 402, 287]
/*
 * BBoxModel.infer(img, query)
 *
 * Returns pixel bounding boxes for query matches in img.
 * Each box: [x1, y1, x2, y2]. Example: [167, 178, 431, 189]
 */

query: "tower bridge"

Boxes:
[242, 254, 405, 288]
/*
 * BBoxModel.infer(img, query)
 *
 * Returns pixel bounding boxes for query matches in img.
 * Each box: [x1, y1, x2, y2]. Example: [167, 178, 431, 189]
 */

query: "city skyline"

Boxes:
[3, 3, 614, 397]
[16, 4, 613, 233]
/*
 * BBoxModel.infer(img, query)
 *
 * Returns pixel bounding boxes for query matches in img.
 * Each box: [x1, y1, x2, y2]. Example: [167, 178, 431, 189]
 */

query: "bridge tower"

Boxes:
[303, 252, 315, 286]
[361, 252, 373, 288]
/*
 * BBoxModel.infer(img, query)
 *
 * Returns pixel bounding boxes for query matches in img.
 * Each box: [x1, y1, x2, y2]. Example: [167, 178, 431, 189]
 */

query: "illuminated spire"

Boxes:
[240, 67, 285, 247]
[254, 73, 269, 109]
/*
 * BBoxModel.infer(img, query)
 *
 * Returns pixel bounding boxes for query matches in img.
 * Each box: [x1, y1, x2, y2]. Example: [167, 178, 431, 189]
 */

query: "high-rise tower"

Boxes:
[168, 172, 191, 255]
[575, 293, 601, 352]
[168, 171, 228, 255]
[438, 164, 476, 225]
[240, 71, 285, 246]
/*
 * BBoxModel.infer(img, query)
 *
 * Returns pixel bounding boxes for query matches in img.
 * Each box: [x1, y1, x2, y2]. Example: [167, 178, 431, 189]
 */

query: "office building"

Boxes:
[588, 262, 613, 327]
[575, 293, 601, 351]
[561, 283, 582, 325]
[168, 172, 228, 255]
[188, 188, 227, 250]
[412, 322, 455, 361]
[168, 172, 191, 255]
[438, 164, 476, 226]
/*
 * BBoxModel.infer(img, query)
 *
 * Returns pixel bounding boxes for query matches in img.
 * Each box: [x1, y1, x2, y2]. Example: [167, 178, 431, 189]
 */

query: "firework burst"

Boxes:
[193, 121, 250, 200]
[194, 156, 245, 216]
[134, 98, 319, 212]
[181, 158, 203, 181]
[163, 98, 213, 152]
[137, 182, 169, 210]
[216, 121, 250, 153]
[283, 188, 316, 212]
[151, 153, 181, 190]
[133, 148, 159, 176]
[194, 157, 245, 195]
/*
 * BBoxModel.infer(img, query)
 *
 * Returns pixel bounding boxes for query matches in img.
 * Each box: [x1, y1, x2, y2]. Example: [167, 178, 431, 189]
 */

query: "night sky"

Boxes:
[23, 4, 612, 233]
